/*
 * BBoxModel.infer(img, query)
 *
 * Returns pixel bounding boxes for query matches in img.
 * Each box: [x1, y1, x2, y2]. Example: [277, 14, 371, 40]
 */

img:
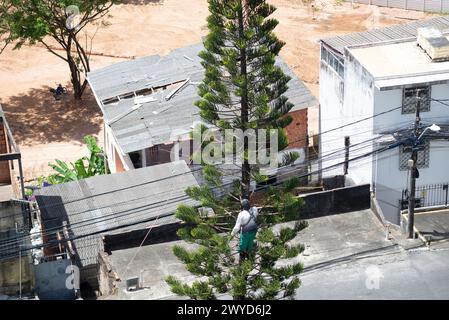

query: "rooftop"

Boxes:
[34, 160, 198, 267]
[87, 43, 317, 154]
[348, 35, 449, 82]
[321, 16, 449, 55]
[101, 240, 198, 300]
[100, 208, 396, 300]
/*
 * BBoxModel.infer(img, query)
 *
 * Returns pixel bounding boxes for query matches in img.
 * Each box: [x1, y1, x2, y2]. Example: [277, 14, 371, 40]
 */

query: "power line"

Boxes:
[0, 133, 401, 248]
[0, 141, 400, 258]
[286, 105, 403, 146]
[0, 111, 421, 250]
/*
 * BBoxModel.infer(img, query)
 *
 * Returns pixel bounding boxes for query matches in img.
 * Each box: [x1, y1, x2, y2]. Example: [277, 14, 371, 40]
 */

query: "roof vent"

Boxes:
[417, 27, 449, 62]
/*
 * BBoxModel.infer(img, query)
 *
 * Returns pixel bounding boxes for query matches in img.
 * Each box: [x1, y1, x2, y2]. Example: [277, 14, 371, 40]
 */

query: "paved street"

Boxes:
[295, 245, 449, 300]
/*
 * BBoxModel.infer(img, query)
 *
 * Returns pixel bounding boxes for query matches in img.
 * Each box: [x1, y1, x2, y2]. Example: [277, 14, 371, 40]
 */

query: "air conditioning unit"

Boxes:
[417, 28, 449, 62]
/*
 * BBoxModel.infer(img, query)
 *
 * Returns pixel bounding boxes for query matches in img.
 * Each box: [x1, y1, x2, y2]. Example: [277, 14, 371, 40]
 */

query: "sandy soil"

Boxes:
[0, 0, 437, 181]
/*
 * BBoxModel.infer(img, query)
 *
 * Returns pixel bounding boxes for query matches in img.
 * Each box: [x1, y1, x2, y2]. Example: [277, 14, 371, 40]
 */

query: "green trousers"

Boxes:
[239, 230, 257, 253]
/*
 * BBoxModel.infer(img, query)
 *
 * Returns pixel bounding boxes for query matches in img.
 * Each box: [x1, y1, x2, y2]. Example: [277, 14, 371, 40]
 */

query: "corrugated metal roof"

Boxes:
[321, 16, 449, 55]
[34, 161, 198, 267]
[87, 43, 317, 154]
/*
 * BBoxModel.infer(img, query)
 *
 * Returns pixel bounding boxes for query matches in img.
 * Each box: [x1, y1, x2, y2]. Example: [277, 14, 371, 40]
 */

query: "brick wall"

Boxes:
[0, 122, 11, 184]
[285, 108, 308, 149]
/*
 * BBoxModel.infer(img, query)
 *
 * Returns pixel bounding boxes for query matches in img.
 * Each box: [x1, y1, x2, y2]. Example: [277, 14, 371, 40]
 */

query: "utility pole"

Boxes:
[407, 92, 421, 239]
[344, 136, 350, 175]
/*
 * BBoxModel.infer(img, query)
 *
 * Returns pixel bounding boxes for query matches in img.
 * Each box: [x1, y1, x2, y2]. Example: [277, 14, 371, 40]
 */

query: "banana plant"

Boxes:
[47, 135, 108, 184]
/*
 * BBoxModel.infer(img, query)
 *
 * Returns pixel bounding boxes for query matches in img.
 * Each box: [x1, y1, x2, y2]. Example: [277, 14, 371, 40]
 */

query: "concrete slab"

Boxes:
[414, 209, 449, 242]
[100, 209, 401, 299]
[104, 241, 199, 300]
[290, 209, 400, 273]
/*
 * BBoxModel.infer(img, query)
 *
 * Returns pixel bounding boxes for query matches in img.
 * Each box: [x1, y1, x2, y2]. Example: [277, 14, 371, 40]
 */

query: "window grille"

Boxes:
[402, 86, 431, 114]
[399, 141, 430, 171]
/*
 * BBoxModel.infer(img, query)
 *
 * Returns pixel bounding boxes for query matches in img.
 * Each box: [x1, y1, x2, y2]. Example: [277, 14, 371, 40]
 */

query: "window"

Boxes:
[402, 86, 431, 114]
[321, 45, 344, 78]
[399, 141, 430, 171]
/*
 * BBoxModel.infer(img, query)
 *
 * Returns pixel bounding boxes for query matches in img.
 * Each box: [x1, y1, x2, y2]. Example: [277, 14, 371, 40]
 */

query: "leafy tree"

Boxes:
[166, 0, 306, 300]
[47, 135, 108, 184]
[0, 0, 119, 99]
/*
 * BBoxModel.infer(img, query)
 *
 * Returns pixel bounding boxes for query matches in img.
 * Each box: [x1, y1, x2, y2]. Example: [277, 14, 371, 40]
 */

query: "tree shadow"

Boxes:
[0, 84, 103, 146]
[121, 0, 164, 5]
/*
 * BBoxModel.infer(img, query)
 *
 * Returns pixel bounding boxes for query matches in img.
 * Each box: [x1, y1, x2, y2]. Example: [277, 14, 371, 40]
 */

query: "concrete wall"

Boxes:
[320, 50, 375, 184]
[347, 0, 449, 13]
[0, 255, 34, 296]
[0, 201, 34, 296]
[298, 184, 371, 219]
[373, 83, 449, 133]
[319, 50, 347, 179]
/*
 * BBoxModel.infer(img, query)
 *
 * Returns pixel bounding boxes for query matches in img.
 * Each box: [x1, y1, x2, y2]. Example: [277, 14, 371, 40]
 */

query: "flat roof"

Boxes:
[34, 161, 198, 267]
[104, 240, 198, 300]
[321, 16, 449, 55]
[87, 43, 317, 154]
[348, 36, 449, 87]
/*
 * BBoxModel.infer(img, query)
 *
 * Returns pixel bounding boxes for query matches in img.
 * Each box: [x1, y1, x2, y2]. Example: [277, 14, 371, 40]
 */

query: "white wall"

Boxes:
[319, 59, 348, 179]
[373, 83, 449, 133]
[375, 140, 449, 223]
[320, 54, 375, 184]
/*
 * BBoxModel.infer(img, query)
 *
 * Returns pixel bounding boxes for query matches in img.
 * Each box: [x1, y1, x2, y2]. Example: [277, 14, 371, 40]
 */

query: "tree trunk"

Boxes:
[239, 3, 250, 199]
[68, 59, 83, 100]
[66, 36, 88, 100]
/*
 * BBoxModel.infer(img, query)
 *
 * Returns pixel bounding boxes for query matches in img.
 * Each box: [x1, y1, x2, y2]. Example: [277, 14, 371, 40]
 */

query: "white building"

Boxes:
[319, 16, 449, 224]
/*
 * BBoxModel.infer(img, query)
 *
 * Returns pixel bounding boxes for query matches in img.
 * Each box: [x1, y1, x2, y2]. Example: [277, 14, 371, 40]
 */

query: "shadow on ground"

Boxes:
[0, 84, 103, 146]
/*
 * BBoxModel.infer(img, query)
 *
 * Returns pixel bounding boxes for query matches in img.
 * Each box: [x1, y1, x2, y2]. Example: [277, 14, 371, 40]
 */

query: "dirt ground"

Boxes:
[0, 0, 437, 181]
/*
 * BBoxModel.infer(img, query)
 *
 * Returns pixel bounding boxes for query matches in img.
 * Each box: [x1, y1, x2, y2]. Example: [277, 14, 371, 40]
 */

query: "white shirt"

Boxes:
[231, 207, 259, 236]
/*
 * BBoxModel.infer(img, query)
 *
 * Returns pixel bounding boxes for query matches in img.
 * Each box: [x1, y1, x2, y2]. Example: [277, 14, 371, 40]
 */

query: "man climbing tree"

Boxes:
[231, 198, 259, 262]
[0, 1, 119, 100]
[166, 0, 307, 300]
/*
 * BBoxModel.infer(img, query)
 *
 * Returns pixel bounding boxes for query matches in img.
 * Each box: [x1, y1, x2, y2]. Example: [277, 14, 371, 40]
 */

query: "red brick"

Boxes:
[285, 108, 308, 149]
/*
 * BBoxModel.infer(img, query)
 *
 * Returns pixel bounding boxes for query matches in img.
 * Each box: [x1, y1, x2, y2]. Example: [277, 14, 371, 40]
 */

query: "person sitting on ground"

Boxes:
[55, 84, 65, 96]
[230, 198, 259, 262]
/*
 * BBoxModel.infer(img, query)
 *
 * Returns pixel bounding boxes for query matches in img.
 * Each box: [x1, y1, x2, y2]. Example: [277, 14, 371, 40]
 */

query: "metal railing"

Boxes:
[401, 183, 449, 210]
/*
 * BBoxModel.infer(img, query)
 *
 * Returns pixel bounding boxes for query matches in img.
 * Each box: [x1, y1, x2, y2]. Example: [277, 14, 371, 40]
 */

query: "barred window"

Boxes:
[399, 141, 430, 171]
[402, 86, 431, 114]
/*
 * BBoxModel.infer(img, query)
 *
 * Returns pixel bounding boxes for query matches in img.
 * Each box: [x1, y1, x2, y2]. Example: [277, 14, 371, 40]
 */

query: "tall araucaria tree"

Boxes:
[195, 0, 296, 198]
[166, 0, 307, 300]
[0, 0, 120, 99]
